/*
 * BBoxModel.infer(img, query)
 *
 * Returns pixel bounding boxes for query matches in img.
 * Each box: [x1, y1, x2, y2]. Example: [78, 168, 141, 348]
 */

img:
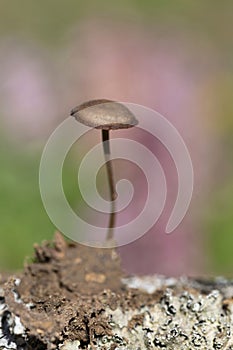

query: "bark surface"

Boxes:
[0, 233, 233, 349]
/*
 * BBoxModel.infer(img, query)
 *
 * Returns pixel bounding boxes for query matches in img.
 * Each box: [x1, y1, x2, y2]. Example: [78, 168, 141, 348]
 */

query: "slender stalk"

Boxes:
[102, 129, 117, 241]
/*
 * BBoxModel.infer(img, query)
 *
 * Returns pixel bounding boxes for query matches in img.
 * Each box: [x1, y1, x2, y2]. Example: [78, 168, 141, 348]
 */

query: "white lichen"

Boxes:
[59, 340, 81, 349]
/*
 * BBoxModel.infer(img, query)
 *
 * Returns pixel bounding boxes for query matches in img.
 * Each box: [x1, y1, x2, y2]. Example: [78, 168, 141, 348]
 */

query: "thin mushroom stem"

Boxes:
[102, 129, 117, 241]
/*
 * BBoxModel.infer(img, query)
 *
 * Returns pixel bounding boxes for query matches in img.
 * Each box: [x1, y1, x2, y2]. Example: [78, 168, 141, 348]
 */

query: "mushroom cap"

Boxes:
[70, 99, 138, 130]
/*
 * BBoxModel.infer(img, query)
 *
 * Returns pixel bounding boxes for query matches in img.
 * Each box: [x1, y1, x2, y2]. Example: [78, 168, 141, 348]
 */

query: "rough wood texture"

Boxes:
[0, 233, 233, 349]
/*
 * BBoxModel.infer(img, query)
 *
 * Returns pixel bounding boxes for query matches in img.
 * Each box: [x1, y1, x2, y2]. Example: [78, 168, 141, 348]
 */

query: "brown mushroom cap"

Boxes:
[70, 99, 138, 130]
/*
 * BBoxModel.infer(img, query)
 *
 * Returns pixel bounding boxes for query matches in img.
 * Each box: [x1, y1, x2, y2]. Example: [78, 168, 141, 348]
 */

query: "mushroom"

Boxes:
[70, 99, 138, 242]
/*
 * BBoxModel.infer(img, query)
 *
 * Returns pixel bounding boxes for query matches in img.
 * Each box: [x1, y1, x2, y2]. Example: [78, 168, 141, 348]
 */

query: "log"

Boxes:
[0, 232, 233, 350]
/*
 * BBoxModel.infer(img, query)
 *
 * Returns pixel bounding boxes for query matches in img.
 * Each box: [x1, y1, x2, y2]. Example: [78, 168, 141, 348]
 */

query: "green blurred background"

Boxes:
[0, 1, 232, 275]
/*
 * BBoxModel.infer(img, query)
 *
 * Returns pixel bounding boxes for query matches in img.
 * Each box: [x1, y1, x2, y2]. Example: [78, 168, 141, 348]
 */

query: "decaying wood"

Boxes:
[0, 233, 233, 350]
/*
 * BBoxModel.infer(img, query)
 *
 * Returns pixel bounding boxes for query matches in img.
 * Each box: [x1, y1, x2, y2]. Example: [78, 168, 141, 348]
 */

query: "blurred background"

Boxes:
[0, 0, 232, 276]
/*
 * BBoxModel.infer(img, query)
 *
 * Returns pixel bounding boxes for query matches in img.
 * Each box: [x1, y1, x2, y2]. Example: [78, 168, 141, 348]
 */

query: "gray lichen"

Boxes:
[87, 278, 233, 349]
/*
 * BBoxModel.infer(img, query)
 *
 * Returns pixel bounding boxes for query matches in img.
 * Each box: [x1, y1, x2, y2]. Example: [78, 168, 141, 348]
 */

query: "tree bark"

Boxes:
[0, 233, 233, 350]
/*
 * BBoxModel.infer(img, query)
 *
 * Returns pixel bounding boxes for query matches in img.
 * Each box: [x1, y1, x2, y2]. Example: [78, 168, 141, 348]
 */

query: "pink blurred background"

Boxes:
[0, 2, 232, 276]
